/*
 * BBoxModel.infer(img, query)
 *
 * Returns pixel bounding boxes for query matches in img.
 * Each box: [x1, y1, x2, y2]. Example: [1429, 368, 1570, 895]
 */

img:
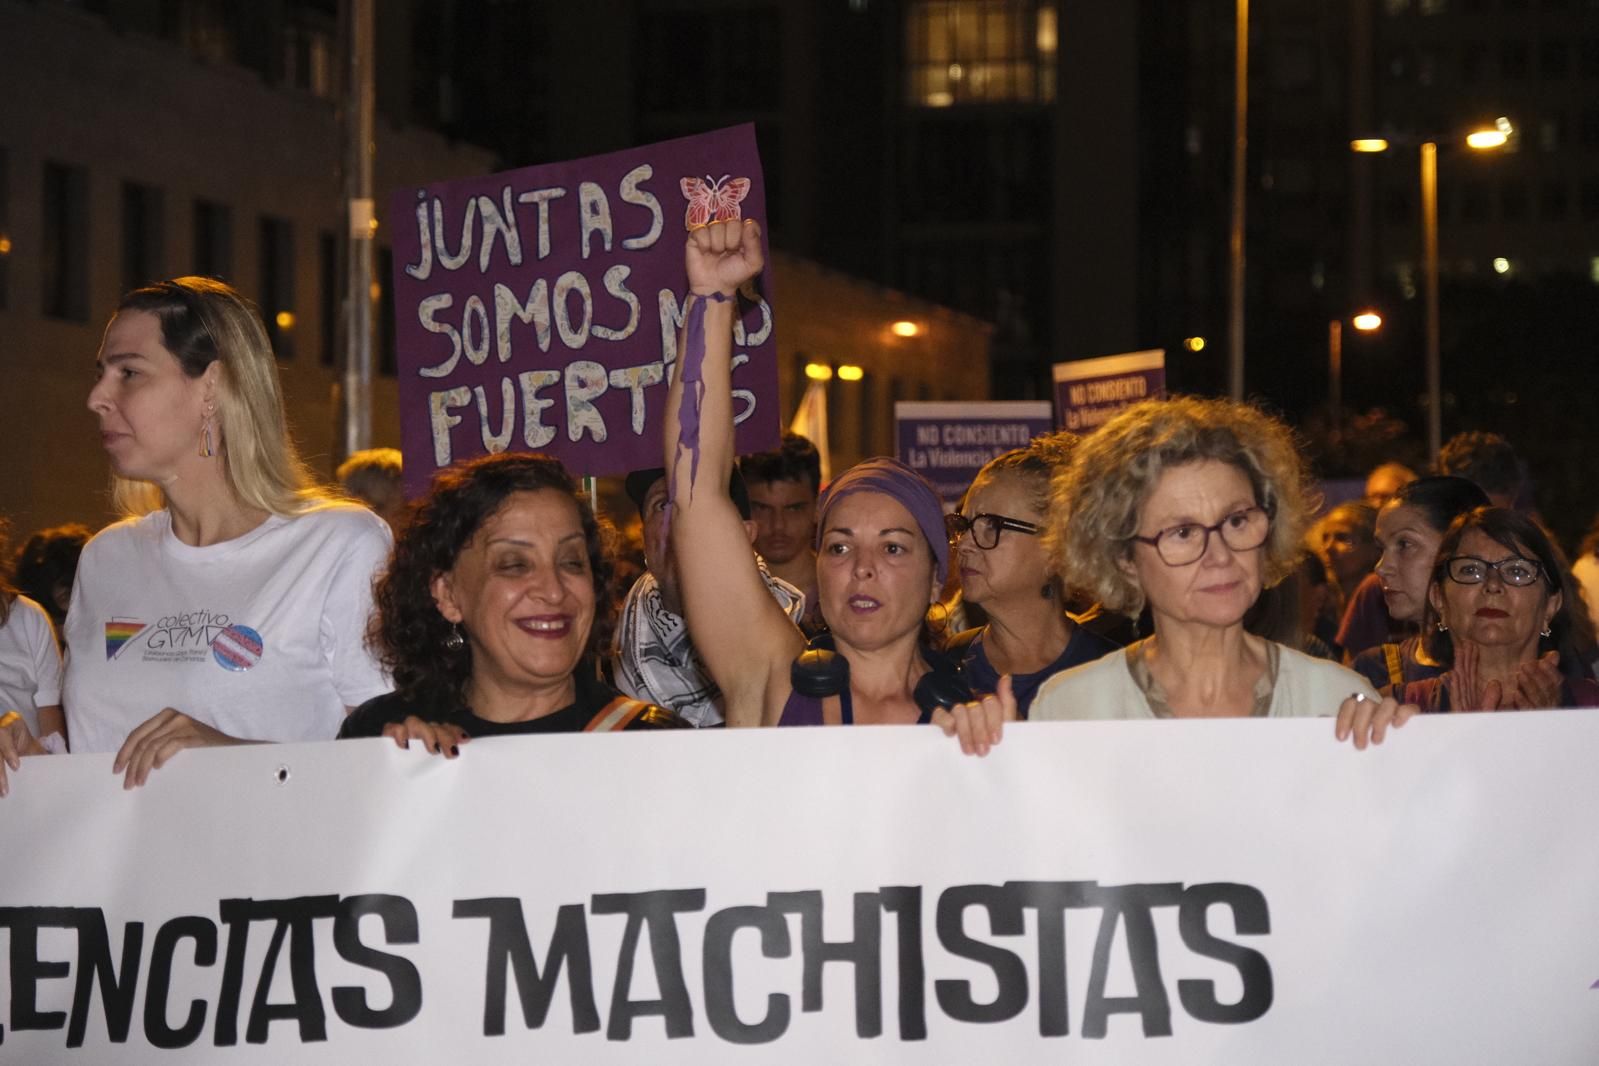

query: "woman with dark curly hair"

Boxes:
[11, 523, 90, 638]
[339, 452, 685, 750]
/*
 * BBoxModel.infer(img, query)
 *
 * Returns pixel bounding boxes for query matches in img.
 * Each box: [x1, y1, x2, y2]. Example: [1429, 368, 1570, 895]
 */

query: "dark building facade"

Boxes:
[392, 0, 1145, 404]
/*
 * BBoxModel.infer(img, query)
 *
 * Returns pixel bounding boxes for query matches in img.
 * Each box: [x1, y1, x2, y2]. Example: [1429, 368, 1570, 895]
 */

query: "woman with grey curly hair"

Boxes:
[939, 395, 1416, 754]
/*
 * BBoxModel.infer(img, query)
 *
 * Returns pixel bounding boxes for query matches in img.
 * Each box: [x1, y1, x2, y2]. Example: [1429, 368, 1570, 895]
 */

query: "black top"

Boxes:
[953, 624, 1120, 719]
[339, 673, 687, 738]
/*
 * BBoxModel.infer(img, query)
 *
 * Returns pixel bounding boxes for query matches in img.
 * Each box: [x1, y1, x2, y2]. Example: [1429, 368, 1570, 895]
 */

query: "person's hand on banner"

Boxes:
[113, 708, 243, 789]
[1334, 692, 1420, 750]
[0, 711, 46, 798]
[685, 218, 763, 298]
[935, 675, 1019, 757]
[381, 716, 470, 759]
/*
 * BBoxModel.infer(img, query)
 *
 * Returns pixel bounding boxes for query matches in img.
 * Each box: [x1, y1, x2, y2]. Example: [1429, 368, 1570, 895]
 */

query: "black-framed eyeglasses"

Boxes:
[945, 511, 1040, 550]
[1130, 506, 1272, 566]
[1441, 555, 1546, 588]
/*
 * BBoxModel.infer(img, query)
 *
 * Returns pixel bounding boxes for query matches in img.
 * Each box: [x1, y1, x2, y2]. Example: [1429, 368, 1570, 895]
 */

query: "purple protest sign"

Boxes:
[389, 124, 779, 495]
[895, 401, 1055, 502]
[1052, 350, 1166, 432]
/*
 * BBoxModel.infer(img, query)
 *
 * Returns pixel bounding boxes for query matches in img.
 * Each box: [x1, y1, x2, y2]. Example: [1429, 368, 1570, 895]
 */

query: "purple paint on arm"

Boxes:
[666, 290, 731, 539]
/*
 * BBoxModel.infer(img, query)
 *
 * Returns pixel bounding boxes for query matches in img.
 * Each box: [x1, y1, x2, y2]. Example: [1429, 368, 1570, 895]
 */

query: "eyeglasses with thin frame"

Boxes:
[1441, 554, 1546, 588]
[1130, 505, 1272, 566]
[945, 511, 1040, 550]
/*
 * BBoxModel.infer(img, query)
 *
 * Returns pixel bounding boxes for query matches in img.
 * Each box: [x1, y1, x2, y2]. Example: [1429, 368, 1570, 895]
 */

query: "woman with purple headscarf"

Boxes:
[664, 219, 952, 727]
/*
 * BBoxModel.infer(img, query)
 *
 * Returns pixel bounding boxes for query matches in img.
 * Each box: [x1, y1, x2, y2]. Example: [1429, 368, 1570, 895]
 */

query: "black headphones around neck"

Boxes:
[789, 630, 973, 717]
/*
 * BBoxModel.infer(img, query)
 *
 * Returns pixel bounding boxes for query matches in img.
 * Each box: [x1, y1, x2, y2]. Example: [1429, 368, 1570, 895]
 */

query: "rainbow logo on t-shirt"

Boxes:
[104, 619, 148, 660]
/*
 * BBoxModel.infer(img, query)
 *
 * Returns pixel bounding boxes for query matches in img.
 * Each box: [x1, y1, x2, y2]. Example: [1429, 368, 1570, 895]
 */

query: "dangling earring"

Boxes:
[444, 623, 465, 649]
[198, 411, 215, 459]
[1435, 620, 1449, 632]
[1540, 624, 1552, 638]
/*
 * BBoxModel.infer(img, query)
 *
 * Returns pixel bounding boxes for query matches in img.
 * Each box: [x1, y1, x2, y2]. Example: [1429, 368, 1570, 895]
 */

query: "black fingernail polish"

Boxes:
[450, 745, 459, 756]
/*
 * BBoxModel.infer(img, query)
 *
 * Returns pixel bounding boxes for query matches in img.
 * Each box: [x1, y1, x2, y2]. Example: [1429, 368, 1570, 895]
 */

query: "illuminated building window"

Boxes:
[905, 1, 1057, 108]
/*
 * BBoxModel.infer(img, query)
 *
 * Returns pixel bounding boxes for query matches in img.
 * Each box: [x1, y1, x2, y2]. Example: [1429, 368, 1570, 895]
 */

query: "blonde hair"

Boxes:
[111, 277, 330, 518]
[1045, 395, 1316, 616]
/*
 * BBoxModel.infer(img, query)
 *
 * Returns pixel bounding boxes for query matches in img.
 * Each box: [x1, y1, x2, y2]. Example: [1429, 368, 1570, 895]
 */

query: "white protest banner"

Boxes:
[3, 715, 1598, 1062]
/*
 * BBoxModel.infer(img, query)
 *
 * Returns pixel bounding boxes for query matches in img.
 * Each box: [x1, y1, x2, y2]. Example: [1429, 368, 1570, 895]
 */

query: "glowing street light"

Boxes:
[1184, 336, 1207, 352]
[890, 320, 920, 338]
[804, 362, 833, 382]
[836, 365, 864, 382]
[1329, 311, 1383, 424]
[1350, 138, 1390, 153]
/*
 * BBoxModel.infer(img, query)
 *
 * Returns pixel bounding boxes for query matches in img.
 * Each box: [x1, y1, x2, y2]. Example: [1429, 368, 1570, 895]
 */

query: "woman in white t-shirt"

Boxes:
[2, 277, 391, 791]
[0, 520, 65, 797]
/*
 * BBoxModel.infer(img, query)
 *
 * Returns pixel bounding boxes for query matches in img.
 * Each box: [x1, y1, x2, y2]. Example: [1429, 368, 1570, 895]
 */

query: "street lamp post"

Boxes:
[1351, 120, 1510, 464]
[1420, 141, 1440, 462]
[340, 0, 376, 461]
[1228, 0, 1249, 401]
[1327, 318, 1342, 424]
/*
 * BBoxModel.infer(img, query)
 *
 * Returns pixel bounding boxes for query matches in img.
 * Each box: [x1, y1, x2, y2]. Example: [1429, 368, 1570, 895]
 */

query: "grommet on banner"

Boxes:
[274, 765, 291, 786]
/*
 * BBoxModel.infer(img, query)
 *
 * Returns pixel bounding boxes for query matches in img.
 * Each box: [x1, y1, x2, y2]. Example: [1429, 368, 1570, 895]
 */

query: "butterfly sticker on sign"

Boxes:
[681, 174, 751, 229]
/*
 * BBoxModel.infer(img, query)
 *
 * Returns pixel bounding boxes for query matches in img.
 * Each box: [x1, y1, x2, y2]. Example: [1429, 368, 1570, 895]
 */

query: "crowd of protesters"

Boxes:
[2, 224, 1596, 794]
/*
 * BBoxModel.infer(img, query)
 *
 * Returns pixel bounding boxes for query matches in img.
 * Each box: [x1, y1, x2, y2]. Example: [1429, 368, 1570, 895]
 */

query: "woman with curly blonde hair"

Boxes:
[939, 396, 1415, 753]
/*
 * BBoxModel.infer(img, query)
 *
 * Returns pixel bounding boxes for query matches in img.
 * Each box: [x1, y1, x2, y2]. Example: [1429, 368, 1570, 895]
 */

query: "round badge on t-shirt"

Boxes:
[211, 624, 265, 672]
